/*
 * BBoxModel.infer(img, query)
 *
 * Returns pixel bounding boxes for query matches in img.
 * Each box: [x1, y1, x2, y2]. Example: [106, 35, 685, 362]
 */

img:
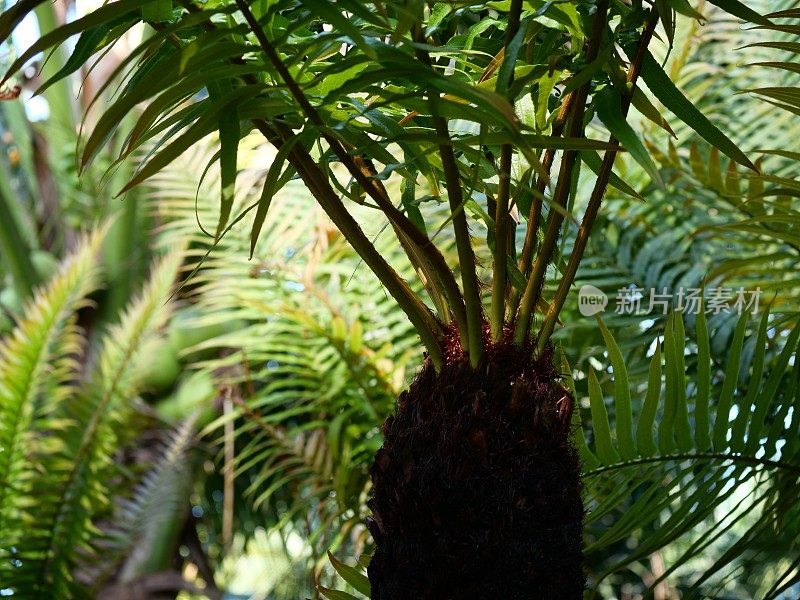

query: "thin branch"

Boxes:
[412, 26, 484, 365]
[537, 13, 659, 351]
[490, 0, 523, 340]
[229, 0, 448, 365]
[234, 0, 468, 343]
[514, 0, 610, 345]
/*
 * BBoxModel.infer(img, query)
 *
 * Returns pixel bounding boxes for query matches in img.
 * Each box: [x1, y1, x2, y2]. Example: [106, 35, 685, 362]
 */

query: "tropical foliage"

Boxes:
[0, 0, 799, 598]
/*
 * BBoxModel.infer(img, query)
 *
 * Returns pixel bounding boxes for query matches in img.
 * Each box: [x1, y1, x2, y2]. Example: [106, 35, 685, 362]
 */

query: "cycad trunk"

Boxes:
[368, 331, 584, 600]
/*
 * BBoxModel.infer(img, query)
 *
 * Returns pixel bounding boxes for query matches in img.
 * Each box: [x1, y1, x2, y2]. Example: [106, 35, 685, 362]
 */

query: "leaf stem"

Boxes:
[514, 0, 610, 345]
[411, 26, 483, 365]
[234, 0, 447, 365]
[434, 114, 483, 366]
[536, 13, 659, 352]
[583, 451, 800, 477]
[490, 0, 523, 340]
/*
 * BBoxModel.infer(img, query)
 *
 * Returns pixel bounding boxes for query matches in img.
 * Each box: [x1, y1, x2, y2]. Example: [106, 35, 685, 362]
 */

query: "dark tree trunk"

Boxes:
[368, 334, 584, 600]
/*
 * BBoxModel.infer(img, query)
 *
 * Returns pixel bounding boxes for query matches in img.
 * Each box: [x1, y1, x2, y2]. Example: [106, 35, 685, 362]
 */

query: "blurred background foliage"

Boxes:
[0, 0, 799, 598]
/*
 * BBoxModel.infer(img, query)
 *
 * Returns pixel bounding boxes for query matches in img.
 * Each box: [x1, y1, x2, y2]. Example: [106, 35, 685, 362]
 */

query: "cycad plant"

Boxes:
[0, 0, 779, 597]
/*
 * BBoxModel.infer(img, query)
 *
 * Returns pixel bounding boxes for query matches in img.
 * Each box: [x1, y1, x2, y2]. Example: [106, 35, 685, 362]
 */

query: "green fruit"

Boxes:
[138, 338, 182, 393]
[156, 370, 217, 426]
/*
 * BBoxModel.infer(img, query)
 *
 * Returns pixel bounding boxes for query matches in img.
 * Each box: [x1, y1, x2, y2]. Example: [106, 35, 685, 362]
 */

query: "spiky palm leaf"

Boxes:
[0, 233, 184, 597]
[0, 228, 105, 567]
[574, 309, 800, 598]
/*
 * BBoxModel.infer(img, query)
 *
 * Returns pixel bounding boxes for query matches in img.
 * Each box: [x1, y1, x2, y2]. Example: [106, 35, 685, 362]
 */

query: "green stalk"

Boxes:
[536, 13, 660, 351]
[257, 119, 447, 367]
[409, 26, 482, 365]
[0, 176, 39, 299]
[491, 145, 512, 339]
[514, 1, 610, 345]
[433, 114, 483, 366]
[490, 0, 523, 340]
[234, 0, 467, 348]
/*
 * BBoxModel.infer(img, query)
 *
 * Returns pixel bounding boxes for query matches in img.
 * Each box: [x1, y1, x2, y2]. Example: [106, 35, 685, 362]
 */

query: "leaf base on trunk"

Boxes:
[368, 332, 584, 600]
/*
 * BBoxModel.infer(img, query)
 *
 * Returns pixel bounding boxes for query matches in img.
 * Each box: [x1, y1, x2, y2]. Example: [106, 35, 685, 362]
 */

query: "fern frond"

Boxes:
[0, 227, 105, 583]
[3, 248, 183, 597]
[146, 138, 421, 558]
[101, 416, 197, 587]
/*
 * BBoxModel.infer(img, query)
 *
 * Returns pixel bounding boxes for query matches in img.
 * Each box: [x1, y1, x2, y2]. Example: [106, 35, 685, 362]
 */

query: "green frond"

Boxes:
[575, 311, 800, 598]
[147, 138, 419, 557]
[0, 227, 105, 583]
[103, 416, 197, 586]
[0, 247, 183, 598]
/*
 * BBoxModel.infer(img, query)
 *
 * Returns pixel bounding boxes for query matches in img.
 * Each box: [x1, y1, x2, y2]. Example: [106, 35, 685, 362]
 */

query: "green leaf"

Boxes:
[561, 348, 599, 470]
[328, 552, 371, 597]
[142, 0, 172, 22]
[534, 68, 562, 131]
[671, 311, 693, 452]
[37, 13, 138, 96]
[319, 587, 362, 600]
[596, 88, 664, 189]
[630, 48, 756, 171]
[729, 309, 769, 452]
[119, 85, 262, 195]
[712, 312, 749, 450]
[595, 315, 636, 460]
[0, 0, 47, 46]
[631, 88, 676, 138]
[665, 0, 705, 20]
[745, 326, 800, 453]
[741, 41, 800, 55]
[707, 0, 772, 25]
[2, 0, 151, 86]
[561, 44, 611, 96]
[208, 79, 241, 239]
[250, 136, 301, 258]
[580, 151, 644, 201]
[425, 3, 452, 36]
[637, 341, 662, 457]
[694, 305, 711, 451]
[659, 313, 678, 454]
[302, 0, 377, 59]
[495, 20, 528, 96]
[588, 368, 621, 465]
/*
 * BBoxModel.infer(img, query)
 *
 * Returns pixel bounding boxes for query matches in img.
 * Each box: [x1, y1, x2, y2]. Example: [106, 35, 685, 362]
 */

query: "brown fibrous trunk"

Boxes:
[368, 328, 584, 599]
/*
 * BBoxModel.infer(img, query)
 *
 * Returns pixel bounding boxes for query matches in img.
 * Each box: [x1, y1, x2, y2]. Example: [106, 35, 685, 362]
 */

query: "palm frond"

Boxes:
[575, 310, 800, 598]
[102, 416, 197, 586]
